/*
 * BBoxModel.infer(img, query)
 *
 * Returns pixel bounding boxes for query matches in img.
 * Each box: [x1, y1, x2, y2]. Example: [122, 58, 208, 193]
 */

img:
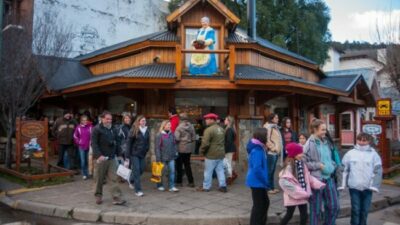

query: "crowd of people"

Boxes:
[51, 108, 383, 225]
[246, 116, 382, 225]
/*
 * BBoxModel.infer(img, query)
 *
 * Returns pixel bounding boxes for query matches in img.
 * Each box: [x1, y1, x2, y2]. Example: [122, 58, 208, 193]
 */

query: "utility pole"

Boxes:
[0, 0, 3, 58]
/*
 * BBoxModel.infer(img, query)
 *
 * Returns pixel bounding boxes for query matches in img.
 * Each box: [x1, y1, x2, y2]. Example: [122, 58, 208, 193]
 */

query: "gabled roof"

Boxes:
[228, 28, 317, 65]
[325, 68, 376, 89]
[57, 63, 176, 91]
[167, 0, 240, 25]
[318, 75, 361, 93]
[45, 58, 93, 91]
[75, 31, 178, 61]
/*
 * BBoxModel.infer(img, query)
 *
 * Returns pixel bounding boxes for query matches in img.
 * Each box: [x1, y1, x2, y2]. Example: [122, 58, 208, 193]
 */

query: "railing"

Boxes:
[175, 45, 235, 82]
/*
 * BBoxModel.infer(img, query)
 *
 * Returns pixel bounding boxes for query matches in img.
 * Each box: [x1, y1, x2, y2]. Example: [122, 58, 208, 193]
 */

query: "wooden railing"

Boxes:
[175, 45, 235, 82]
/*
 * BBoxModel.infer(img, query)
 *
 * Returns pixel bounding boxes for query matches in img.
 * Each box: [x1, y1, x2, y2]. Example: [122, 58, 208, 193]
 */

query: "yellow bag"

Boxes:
[150, 162, 164, 183]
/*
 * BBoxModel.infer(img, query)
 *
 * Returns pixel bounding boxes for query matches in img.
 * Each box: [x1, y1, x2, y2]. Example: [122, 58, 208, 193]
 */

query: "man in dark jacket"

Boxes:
[52, 109, 77, 169]
[198, 113, 227, 192]
[91, 111, 125, 205]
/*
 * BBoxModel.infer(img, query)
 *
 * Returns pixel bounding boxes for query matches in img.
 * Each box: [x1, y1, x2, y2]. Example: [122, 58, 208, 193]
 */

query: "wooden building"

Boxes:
[41, 0, 375, 165]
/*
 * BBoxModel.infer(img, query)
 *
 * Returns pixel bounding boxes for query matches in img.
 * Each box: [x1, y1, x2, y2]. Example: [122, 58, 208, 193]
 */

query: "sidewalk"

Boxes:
[1, 169, 400, 225]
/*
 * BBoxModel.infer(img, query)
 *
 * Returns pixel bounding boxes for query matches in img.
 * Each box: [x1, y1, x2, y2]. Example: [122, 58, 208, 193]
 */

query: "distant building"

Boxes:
[323, 47, 400, 145]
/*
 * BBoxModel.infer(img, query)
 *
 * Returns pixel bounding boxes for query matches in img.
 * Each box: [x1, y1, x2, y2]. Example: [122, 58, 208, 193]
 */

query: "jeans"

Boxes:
[57, 144, 73, 169]
[280, 204, 308, 225]
[176, 153, 194, 184]
[129, 156, 145, 192]
[225, 152, 234, 178]
[267, 154, 278, 190]
[79, 148, 89, 177]
[349, 189, 373, 225]
[309, 178, 340, 225]
[250, 188, 270, 225]
[203, 158, 226, 190]
[157, 160, 176, 189]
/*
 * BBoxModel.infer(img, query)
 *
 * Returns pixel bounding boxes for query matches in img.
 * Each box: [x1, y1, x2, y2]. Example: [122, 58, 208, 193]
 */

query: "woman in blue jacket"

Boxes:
[246, 128, 270, 225]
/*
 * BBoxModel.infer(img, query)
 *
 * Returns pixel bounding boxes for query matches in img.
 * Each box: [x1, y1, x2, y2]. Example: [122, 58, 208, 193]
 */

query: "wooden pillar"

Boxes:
[176, 45, 182, 80]
[289, 95, 300, 132]
[229, 45, 235, 82]
[15, 117, 21, 172]
[335, 106, 342, 148]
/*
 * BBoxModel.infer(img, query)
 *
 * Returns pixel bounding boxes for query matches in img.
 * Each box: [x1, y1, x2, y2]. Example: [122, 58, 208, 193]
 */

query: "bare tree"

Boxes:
[0, 12, 73, 168]
[375, 12, 400, 92]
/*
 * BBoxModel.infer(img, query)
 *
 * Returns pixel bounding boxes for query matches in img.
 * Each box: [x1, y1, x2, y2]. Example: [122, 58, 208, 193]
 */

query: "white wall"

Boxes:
[34, 0, 169, 57]
[322, 48, 341, 72]
[339, 58, 384, 71]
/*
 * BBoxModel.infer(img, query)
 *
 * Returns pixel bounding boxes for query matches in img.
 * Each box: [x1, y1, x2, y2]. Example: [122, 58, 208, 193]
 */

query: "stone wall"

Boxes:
[237, 119, 263, 172]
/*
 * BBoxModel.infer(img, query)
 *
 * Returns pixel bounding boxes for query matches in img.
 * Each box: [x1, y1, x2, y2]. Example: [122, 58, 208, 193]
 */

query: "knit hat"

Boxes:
[286, 142, 303, 158]
[203, 113, 218, 120]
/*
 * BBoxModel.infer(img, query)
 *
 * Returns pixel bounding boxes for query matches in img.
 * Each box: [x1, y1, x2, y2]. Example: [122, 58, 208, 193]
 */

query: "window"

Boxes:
[341, 113, 352, 131]
[185, 28, 219, 68]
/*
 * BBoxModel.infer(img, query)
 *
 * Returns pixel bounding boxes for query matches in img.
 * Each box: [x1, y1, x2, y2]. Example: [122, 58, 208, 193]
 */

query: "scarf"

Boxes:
[295, 160, 307, 191]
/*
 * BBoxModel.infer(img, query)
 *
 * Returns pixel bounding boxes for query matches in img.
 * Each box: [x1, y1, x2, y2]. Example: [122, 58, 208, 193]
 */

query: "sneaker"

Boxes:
[218, 186, 227, 193]
[268, 190, 277, 195]
[135, 191, 144, 197]
[112, 197, 126, 205]
[196, 187, 210, 192]
[158, 186, 165, 191]
[169, 187, 179, 192]
[83, 176, 87, 180]
[95, 196, 102, 205]
[187, 183, 195, 188]
[129, 184, 134, 189]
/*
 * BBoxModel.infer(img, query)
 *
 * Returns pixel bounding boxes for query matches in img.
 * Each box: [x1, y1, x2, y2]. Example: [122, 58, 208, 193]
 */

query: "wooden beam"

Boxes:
[337, 96, 366, 106]
[176, 45, 182, 81]
[229, 45, 235, 82]
[182, 49, 230, 54]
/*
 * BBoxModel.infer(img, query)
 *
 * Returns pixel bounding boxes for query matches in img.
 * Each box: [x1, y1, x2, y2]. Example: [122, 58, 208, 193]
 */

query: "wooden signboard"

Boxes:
[15, 117, 49, 172]
[362, 120, 390, 174]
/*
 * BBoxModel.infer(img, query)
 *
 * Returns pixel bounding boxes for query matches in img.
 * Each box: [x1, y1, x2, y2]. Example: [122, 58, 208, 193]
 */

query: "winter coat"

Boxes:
[263, 122, 283, 155]
[125, 127, 150, 159]
[303, 135, 343, 184]
[117, 124, 131, 157]
[279, 163, 326, 206]
[175, 120, 196, 153]
[91, 124, 118, 159]
[339, 145, 382, 192]
[73, 124, 93, 150]
[155, 131, 178, 162]
[245, 139, 270, 189]
[170, 115, 180, 133]
[200, 123, 225, 159]
[52, 118, 77, 145]
[224, 127, 236, 153]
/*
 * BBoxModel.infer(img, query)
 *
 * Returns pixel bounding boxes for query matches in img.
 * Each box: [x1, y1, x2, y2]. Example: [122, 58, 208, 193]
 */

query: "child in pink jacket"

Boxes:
[279, 143, 325, 225]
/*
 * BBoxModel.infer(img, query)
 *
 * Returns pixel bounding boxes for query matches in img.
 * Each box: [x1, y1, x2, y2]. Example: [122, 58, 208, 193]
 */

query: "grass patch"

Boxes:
[0, 166, 73, 188]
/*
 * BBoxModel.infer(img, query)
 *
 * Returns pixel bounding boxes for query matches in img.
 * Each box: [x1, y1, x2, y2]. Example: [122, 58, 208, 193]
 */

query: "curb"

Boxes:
[2, 194, 400, 225]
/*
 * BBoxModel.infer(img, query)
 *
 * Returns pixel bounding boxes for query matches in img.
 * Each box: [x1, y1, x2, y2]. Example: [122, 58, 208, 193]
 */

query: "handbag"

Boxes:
[116, 164, 131, 181]
[150, 162, 164, 183]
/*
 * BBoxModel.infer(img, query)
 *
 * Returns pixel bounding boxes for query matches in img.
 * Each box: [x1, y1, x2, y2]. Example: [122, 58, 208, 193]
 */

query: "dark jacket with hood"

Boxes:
[91, 123, 119, 159]
[225, 127, 236, 153]
[52, 117, 77, 145]
[125, 127, 150, 159]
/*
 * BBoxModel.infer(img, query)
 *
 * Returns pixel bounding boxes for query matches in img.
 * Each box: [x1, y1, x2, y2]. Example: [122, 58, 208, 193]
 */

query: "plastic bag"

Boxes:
[150, 162, 164, 183]
[117, 164, 131, 181]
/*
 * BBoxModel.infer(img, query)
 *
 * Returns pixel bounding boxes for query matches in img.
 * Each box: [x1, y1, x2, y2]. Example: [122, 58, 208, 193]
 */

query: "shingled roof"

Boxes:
[75, 31, 179, 61]
[58, 63, 176, 90]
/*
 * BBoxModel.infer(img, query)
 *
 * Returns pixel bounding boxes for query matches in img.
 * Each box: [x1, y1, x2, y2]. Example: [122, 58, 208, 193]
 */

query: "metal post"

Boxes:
[0, 0, 3, 58]
[247, 0, 256, 39]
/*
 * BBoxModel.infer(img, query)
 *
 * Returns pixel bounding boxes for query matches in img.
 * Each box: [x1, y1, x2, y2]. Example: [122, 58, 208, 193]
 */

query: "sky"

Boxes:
[325, 0, 400, 43]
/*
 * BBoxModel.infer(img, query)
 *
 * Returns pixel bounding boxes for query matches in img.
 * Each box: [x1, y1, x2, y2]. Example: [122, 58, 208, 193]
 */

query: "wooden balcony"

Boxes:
[175, 44, 235, 82]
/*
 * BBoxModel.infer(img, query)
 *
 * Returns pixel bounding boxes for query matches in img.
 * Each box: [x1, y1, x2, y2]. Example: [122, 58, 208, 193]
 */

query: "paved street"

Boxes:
[1, 164, 400, 225]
